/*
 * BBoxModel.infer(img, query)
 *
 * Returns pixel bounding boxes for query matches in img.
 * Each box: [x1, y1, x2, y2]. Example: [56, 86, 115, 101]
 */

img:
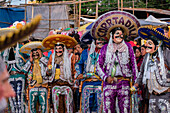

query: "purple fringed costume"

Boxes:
[96, 41, 138, 113]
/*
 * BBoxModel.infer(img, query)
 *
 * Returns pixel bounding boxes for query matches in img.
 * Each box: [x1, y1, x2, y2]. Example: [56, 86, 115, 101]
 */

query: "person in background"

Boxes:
[141, 44, 147, 57]
[74, 42, 85, 54]
[139, 44, 149, 112]
[133, 46, 143, 72]
[133, 46, 145, 113]
[74, 30, 80, 43]
[162, 25, 169, 38]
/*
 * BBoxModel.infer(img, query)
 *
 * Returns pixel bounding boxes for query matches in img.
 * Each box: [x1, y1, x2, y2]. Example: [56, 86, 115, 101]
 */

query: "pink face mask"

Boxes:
[55, 46, 64, 57]
[145, 40, 157, 54]
[112, 30, 123, 44]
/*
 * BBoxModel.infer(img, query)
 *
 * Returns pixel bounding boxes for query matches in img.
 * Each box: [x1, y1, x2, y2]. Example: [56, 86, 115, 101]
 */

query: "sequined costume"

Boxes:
[76, 47, 103, 113]
[135, 27, 170, 113]
[42, 34, 77, 113]
[48, 53, 74, 113]
[23, 56, 49, 113]
[1, 44, 28, 113]
[136, 51, 170, 113]
[97, 41, 137, 113]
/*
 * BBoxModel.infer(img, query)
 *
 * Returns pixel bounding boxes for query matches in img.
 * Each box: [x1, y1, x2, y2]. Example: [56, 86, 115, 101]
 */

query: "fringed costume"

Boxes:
[1, 43, 28, 113]
[42, 34, 77, 113]
[136, 27, 170, 113]
[91, 11, 140, 113]
[76, 31, 104, 113]
[20, 41, 49, 113]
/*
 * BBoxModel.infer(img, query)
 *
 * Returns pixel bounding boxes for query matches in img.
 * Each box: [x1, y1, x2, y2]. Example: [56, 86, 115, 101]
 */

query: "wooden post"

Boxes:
[49, 5, 51, 31]
[78, 0, 81, 27]
[24, 0, 27, 22]
[118, 0, 120, 10]
[31, 5, 34, 19]
[133, 1, 134, 15]
[95, 2, 98, 19]
[75, 3, 78, 27]
[74, 0, 76, 27]
[121, 0, 123, 11]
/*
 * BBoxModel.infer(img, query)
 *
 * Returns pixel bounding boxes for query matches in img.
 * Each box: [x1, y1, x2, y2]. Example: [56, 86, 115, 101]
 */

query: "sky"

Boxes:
[6, 0, 28, 5]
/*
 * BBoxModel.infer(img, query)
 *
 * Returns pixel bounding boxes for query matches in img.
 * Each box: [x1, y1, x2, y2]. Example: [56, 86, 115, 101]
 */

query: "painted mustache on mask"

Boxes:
[146, 46, 152, 49]
[115, 36, 123, 38]
[96, 42, 104, 45]
[32, 53, 39, 57]
[56, 51, 63, 53]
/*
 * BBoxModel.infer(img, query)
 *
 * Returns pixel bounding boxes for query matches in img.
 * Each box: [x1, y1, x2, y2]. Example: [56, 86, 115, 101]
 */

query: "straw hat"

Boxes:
[0, 28, 16, 36]
[20, 41, 48, 54]
[0, 15, 42, 51]
[42, 34, 77, 49]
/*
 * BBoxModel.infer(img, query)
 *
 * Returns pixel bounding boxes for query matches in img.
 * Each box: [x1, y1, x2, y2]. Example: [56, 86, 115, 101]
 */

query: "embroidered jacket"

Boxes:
[76, 48, 101, 79]
[136, 48, 170, 94]
[97, 42, 137, 82]
[22, 57, 48, 83]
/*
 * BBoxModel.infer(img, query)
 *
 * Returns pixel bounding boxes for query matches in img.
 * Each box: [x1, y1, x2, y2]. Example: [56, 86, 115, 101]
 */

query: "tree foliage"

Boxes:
[40, 0, 170, 14]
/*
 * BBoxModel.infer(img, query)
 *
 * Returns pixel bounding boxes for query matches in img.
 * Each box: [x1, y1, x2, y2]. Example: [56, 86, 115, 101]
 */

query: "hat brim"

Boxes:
[0, 15, 41, 51]
[42, 34, 77, 49]
[80, 30, 94, 44]
[91, 11, 140, 40]
[20, 41, 48, 54]
[0, 28, 16, 36]
[138, 27, 170, 47]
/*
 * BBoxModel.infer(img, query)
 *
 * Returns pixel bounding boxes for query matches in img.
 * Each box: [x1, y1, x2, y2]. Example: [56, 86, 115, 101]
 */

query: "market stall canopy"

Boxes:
[139, 15, 168, 26]
[77, 22, 93, 36]
[80, 17, 96, 22]
[80, 15, 168, 27]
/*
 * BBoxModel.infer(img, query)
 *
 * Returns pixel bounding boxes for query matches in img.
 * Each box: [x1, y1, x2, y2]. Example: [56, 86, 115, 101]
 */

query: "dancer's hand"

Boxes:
[30, 52, 33, 62]
[77, 74, 83, 79]
[130, 86, 137, 92]
[106, 76, 115, 84]
[37, 49, 42, 58]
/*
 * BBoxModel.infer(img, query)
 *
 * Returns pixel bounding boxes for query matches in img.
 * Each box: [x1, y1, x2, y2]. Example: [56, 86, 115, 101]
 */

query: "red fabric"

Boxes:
[128, 41, 136, 47]
[136, 56, 143, 71]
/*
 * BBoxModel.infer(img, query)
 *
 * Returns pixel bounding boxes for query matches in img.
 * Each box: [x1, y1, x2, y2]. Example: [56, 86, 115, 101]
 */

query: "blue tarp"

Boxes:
[0, 8, 25, 28]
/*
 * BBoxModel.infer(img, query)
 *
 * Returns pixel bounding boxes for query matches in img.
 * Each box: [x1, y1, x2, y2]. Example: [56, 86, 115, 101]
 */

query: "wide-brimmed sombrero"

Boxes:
[42, 34, 77, 49]
[0, 15, 41, 51]
[20, 41, 48, 54]
[91, 11, 140, 40]
[0, 27, 29, 42]
[0, 28, 16, 36]
[138, 26, 170, 47]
